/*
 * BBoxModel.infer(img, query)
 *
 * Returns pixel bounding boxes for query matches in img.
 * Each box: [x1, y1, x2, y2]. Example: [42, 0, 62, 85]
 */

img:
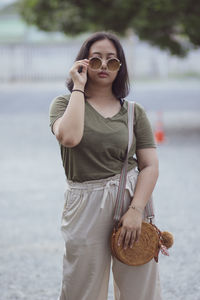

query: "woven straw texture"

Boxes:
[111, 222, 159, 266]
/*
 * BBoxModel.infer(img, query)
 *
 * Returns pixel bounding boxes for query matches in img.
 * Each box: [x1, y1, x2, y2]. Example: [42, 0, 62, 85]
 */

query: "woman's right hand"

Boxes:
[69, 59, 89, 89]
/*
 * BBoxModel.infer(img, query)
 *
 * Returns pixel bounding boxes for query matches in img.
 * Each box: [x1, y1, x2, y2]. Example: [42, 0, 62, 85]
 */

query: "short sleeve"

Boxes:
[134, 103, 156, 150]
[49, 94, 70, 134]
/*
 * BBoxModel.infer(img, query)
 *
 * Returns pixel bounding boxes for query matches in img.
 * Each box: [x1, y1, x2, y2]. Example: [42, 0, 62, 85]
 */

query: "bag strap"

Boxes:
[113, 101, 154, 228]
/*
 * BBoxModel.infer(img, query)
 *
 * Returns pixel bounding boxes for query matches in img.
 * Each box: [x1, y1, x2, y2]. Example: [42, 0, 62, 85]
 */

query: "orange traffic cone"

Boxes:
[154, 112, 165, 144]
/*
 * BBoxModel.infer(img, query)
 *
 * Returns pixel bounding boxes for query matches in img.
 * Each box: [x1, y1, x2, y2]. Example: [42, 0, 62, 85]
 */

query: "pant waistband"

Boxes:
[66, 167, 138, 190]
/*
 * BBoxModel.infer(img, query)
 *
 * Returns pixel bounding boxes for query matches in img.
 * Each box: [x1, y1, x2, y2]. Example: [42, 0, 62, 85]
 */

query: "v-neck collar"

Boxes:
[86, 100, 127, 121]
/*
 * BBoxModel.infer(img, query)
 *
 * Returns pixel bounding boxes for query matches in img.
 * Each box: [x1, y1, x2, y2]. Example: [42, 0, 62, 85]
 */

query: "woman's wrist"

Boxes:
[72, 89, 85, 96]
[128, 205, 143, 214]
[73, 84, 85, 91]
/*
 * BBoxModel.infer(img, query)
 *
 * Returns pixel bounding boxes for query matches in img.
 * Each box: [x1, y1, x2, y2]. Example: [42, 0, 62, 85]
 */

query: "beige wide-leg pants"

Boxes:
[59, 168, 162, 300]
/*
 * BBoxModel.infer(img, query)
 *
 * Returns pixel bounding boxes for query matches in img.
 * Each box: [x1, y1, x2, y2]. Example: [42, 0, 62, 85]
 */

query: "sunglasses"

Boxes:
[88, 57, 121, 72]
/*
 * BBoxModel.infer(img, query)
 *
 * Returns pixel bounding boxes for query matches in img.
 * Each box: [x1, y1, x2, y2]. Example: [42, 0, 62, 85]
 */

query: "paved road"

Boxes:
[0, 80, 200, 300]
[1, 78, 200, 113]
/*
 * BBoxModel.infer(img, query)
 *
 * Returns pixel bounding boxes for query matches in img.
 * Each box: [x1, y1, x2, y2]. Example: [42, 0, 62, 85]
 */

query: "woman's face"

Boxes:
[87, 39, 119, 86]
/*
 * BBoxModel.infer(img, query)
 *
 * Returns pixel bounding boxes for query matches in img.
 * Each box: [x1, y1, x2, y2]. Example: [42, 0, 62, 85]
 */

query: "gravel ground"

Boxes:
[0, 80, 200, 300]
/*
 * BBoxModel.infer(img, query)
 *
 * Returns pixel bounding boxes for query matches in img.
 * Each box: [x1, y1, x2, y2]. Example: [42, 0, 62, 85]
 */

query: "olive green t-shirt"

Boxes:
[49, 95, 156, 182]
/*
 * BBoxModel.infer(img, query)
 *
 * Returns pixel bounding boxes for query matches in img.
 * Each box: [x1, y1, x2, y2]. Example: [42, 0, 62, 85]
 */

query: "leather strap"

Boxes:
[113, 101, 155, 227]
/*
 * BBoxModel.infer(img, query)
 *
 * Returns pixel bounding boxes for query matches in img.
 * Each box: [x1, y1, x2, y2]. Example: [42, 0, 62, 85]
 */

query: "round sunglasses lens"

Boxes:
[107, 59, 120, 71]
[89, 57, 102, 70]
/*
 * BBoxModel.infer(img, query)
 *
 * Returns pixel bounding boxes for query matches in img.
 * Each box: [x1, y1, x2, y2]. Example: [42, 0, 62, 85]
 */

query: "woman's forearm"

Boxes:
[56, 58, 89, 147]
[57, 88, 85, 147]
[130, 165, 159, 210]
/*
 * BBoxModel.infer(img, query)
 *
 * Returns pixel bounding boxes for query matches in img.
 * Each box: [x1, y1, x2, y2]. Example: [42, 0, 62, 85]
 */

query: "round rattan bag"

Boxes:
[111, 221, 173, 266]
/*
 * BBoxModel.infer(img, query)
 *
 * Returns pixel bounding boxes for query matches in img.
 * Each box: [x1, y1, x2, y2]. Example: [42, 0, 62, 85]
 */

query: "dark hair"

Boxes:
[67, 31, 130, 99]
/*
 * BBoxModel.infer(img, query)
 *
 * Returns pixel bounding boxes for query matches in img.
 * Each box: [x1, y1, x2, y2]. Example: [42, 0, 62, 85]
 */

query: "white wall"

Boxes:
[0, 37, 199, 82]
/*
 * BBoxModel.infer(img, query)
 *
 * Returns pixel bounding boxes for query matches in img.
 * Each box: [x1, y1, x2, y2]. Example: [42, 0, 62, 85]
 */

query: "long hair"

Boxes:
[67, 32, 130, 99]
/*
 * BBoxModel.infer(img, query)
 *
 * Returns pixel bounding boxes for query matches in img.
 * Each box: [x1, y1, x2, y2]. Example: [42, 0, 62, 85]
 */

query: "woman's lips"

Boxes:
[98, 72, 109, 78]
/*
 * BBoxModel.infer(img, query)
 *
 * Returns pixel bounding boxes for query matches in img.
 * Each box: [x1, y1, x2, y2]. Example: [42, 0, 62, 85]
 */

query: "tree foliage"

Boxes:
[18, 0, 200, 56]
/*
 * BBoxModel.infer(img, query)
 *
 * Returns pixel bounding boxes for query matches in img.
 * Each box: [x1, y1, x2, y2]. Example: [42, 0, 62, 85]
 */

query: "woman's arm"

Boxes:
[118, 148, 159, 249]
[53, 59, 89, 148]
[53, 90, 85, 147]
[130, 148, 159, 210]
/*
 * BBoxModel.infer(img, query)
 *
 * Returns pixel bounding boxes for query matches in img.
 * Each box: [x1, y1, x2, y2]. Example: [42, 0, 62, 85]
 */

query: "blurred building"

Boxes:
[0, 3, 200, 82]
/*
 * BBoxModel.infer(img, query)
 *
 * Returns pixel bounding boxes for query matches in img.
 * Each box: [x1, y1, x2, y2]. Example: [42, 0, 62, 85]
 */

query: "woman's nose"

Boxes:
[101, 60, 107, 70]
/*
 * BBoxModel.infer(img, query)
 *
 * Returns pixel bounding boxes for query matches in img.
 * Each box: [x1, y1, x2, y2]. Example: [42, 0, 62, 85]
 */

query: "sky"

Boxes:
[0, 0, 18, 8]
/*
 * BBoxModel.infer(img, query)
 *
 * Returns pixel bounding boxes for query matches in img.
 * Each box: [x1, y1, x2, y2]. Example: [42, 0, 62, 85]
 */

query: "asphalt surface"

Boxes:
[1, 79, 200, 113]
[0, 79, 200, 300]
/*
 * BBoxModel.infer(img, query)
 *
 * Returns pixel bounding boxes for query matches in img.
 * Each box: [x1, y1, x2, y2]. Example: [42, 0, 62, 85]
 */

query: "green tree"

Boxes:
[18, 0, 200, 56]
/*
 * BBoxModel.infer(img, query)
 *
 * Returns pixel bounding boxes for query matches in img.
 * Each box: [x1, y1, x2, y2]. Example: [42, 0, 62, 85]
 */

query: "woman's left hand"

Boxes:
[117, 208, 143, 249]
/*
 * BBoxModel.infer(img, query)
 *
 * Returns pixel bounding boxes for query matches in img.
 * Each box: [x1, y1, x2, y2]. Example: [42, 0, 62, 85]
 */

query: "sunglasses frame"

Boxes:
[88, 56, 122, 72]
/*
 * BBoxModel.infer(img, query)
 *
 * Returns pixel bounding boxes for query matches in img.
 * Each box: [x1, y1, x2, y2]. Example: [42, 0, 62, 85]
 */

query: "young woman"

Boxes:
[49, 32, 162, 300]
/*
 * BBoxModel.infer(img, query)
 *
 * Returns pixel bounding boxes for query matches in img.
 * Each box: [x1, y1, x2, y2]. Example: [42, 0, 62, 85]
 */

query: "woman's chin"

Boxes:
[90, 76, 114, 86]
